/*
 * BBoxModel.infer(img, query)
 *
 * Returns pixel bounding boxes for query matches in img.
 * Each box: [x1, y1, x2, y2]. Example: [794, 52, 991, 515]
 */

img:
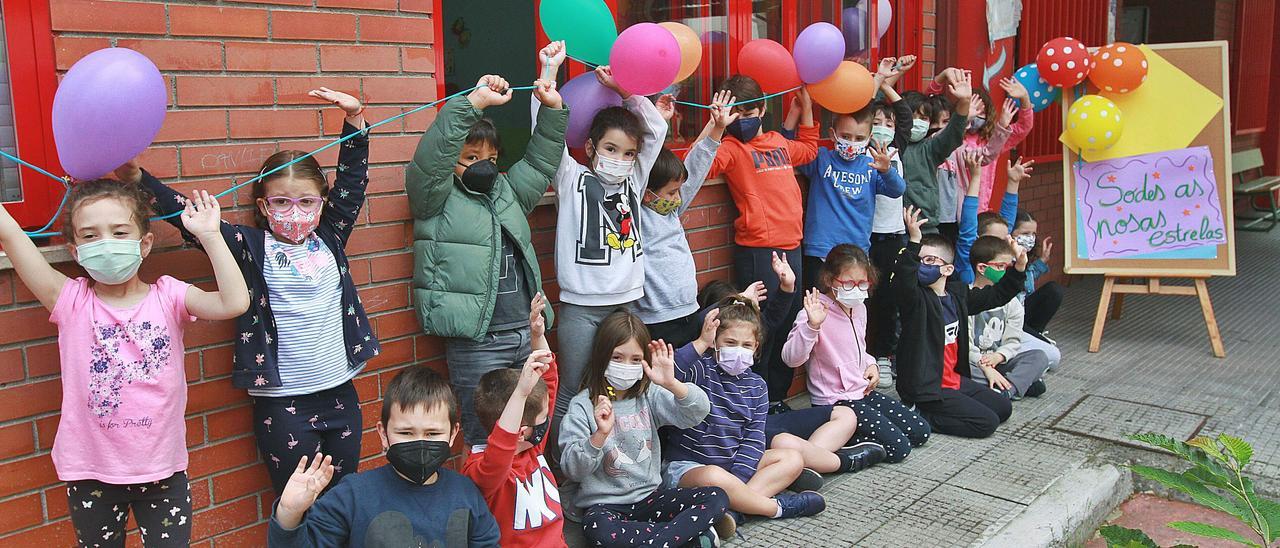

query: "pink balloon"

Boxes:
[794, 22, 845, 84]
[561, 72, 623, 147]
[610, 23, 681, 96]
[52, 48, 167, 181]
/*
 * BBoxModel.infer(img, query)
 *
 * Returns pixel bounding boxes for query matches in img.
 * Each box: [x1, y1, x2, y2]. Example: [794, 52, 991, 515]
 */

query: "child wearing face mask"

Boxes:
[557, 310, 729, 547]
[899, 69, 972, 235]
[139, 88, 375, 495]
[1011, 210, 1064, 348]
[269, 367, 501, 546]
[707, 75, 819, 410]
[1, 178, 248, 547]
[782, 245, 930, 463]
[966, 236, 1051, 400]
[890, 206, 1028, 439]
[635, 91, 733, 349]
[406, 43, 569, 448]
[541, 66, 669, 443]
[463, 295, 565, 547]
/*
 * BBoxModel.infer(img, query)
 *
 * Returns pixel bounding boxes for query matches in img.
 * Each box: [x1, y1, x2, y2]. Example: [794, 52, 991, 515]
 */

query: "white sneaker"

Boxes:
[876, 357, 894, 389]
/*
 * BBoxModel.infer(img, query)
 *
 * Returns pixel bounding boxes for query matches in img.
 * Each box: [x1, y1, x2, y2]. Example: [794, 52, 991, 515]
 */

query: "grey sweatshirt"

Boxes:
[634, 137, 721, 324]
[557, 383, 709, 508]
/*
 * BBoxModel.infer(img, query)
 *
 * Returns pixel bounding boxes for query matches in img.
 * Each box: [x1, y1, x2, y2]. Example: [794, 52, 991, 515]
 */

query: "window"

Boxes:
[1, 0, 61, 234]
[1, 14, 19, 202]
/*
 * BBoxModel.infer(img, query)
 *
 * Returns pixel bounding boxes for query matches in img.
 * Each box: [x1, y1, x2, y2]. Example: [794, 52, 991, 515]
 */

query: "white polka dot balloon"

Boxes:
[1065, 94, 1123, 153]
[1036, 36, 1092, 87]
[1013, 63, 1061, 112]
[1089, 42, 1148, 94]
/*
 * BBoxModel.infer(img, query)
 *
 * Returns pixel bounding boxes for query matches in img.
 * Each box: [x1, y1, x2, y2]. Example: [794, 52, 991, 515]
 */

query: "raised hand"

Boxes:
[998, 98, 1018, 128]
[869, 141, 893, 173]
[947, 70, 973, 102]
[739, 280, 768, 304]
[113, 158, 142, 185]
[1007, 156, 1035, 186]
[309, 87, 364, 118]
[771, 251, 796, 293]
[1041, 237, 1054, 266]
[904, 205, 929, 243]
[796, 87, 812, 110]
[695, 307, 721, 352]
[894, 55, 918, 75]
[969, 94, 986, 119]
[181, 190, 223, 239]
[962, 148, 983, 172]
[1013, 235, 1030, 272]
[275, 453, 335, 529]
[591, 395, 615, 446]
[595, 65, 628, 98]
[468, 75, 513, 109]
[529, 292, 547, 341]
[710, 90, 739, 129]
[533, 78, 563, 109]
[518, 350, 553, 397]
[803, 289, 827, 329]
[876, 57, 898, 81]
[999, 76, 1029, 102]
[538, 40, 567, 76]
[643, 340, 678, 388]
[654, 94, 676, 122]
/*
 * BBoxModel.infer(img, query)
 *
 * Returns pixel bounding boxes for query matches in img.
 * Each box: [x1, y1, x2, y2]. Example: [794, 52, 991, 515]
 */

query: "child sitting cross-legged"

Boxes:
[967, 236, 1051, 401]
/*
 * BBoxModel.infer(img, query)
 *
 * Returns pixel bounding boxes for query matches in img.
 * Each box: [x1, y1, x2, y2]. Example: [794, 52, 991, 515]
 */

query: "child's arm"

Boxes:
[123, 163, 247, 258]
[688, 308, 719, 357]
[779, 95, 801, 138]
[967, 240, 1029, 312]
[781, 289, 825, 368]
[179, 191, 251, 320]
[729, 391, 768, 483]
[784, 89, 819, 166]
[408, 76, 512, 218]
[470, 351, 554, 496]
[557, 396, 611, 480]
[673, 341, 705, 385]
[997, 77, 1035, 152]
[879, 56, 917, 150]
[530, 292, 549, 352]
[270, 454, 348, 545]
[1001, 157, 1033, 229]
[0, 205, 67, 311]
[923, 71, 972, 166]
[311, 88, 369, 245]
[957, 150, 982, 285]
[508, 44, 569, 214]
[758, 251, 797, 336]
[889, 208, 928, 304]
[676, 92, 733, 214]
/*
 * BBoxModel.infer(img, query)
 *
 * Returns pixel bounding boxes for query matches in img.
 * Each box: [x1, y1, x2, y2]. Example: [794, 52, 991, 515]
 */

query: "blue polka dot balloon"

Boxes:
[1014, 63, 1060, 112]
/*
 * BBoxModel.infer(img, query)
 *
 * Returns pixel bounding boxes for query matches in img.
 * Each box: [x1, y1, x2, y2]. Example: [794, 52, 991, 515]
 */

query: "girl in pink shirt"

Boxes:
[935, 77, 1035, 214]
[782, 244, 930, 463]
[0, 179, 248, 547]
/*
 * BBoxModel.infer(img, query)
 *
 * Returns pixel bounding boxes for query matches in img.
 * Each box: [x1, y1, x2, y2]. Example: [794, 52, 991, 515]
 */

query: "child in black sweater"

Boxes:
[888, 207, 1027, 438]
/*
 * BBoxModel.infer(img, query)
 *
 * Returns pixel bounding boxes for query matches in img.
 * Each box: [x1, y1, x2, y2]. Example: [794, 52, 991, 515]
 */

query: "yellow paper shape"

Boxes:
[1061, 45, 1222, 162]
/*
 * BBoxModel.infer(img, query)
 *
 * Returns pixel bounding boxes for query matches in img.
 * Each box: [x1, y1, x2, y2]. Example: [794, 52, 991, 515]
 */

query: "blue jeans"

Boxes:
[445, 328, 532, 445]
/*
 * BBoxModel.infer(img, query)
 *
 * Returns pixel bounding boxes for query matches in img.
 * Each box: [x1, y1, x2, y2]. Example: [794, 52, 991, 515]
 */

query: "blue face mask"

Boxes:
[917, 263, 943, 286]
[727, 117, 762, 143]
[968, 116, 987, 132]
[75, 238, 144, 285]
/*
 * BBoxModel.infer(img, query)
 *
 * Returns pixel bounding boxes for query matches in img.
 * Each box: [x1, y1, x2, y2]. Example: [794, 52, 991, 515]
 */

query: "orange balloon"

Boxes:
[806, 61, 875, 114]
[1089, 42, 1148, 94]
[659, 22, 702, 82]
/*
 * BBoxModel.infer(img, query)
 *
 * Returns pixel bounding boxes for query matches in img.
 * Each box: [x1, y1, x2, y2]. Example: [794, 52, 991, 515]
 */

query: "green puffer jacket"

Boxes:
[405, 96, 568, 340]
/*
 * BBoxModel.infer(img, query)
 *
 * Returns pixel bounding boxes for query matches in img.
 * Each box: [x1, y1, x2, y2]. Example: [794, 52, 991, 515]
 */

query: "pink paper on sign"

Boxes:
[1076, 146, 1226, 259]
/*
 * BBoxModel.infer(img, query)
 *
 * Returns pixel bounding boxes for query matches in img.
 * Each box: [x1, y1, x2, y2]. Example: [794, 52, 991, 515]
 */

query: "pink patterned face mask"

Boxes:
[266, 205, 320, 243]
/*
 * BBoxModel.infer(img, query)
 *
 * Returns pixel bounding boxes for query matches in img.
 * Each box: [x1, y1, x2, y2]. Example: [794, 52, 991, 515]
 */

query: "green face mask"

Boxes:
[871, 125, 895, 147]
[644, 191, 681, 216]
[75, 238, 144, 285]
[981, 264, 1006, 284]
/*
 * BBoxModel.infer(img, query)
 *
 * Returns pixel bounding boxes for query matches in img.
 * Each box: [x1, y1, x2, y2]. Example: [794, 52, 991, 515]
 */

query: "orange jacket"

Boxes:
[709, 125, 819, 249]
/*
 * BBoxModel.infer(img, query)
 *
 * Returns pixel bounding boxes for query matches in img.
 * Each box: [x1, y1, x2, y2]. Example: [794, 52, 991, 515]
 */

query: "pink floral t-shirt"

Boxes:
[49, 276, 194, 484]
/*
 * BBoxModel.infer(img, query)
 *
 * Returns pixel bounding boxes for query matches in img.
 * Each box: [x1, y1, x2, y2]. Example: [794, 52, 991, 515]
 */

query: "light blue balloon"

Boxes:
[1014, 63, 1060, 112]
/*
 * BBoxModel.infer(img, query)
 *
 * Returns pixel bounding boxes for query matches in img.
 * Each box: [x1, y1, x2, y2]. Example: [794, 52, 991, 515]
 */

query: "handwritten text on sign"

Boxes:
[1077, 146, 1226, 259]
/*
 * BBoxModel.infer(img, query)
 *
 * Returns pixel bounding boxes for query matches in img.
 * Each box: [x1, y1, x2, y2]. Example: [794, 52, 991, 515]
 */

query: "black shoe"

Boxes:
[837, 442, 887, 472]
[776, 491, 826, 518]
[1026, 379, 1046, 397]
[767, 401, 793, 415]
[786, 467, 825, 492]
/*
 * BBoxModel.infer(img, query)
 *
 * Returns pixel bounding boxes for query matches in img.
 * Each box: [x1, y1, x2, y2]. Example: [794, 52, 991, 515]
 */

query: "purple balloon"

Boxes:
[841, 0, 892, 57]
[794, 22, 846, 83]
[561, 72, 623, 148]
[52, 48, 167, 181]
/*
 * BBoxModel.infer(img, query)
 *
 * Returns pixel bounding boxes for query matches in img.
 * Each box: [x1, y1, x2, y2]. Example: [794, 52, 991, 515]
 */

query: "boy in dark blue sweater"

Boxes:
[268, 367, 500, 547]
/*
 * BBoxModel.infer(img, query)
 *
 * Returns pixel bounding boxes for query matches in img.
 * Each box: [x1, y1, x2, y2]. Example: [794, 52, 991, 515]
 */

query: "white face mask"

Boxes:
[592, 154, 635, 185]
[835, 286, 869, 307]
[604, 360, 644, 390]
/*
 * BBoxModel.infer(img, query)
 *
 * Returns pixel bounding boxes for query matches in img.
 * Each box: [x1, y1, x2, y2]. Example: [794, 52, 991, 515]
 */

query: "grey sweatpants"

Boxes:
[971, 349, 1051, 399]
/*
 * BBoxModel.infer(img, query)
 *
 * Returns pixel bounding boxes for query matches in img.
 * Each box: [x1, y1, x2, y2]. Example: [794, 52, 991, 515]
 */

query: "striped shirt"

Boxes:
[663, 344, 769, 483]
[248, 233, 359, 397]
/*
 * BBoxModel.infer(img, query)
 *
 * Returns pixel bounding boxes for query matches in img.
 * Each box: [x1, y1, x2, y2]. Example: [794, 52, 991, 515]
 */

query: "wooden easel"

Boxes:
[1088, 275, 1225, 358]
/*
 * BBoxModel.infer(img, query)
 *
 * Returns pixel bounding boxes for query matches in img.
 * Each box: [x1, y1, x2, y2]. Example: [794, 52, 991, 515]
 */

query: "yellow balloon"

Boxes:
[659, 22, 702, 82]
[1065, 94, 1123, 153]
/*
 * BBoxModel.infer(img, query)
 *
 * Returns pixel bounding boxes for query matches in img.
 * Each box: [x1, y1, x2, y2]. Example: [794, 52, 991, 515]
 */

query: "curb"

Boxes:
[978, 464, 1133, 548]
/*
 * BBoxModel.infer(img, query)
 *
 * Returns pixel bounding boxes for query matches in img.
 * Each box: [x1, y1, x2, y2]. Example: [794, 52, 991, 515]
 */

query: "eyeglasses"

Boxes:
[832, 278, 871, 291]
[920, 255, 952, 266]
[981, 261, 1011, 271]
[263, 195, 324, 212]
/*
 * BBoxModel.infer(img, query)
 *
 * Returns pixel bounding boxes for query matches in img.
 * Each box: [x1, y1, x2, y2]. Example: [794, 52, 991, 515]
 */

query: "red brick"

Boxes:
[155, 110, 229, 143]
[357, 282, 410, 314]
[272, 11, 358, 41]
[273, 139, 337, 166]
[367, 165, 410, 194]
[138, 146, 181, 179]
[192, 496, 259, 541]
[399, 0, 433, 14]
[366, 336, 414, 371]
[44, 485, 69, 519]
[211, 465, 270, 503]
[0, 379, 61, 422]
[179, 143, 282, 178]
[0, 519, 74, 546]
[189, 437, 260, 478]
[349, 258, 372, 286]
[370, 252, 413, 282]
[359, 15, 434, 44]
[206, 405, 253, 442]
[225, 0, 309, 5]
[277, 77, 363, 105]
[318, 0, 398, 9]
[52, 36, 111, 70]
[170, 5, 269, 38]
[50, 0, 165, 34]
[177, 76, 275, 107]
[0, 423, 34, 460]
[372, 309, 419, 339]
[402, 47, 436, 73]
[0, 348, 22, 384]
[187, 378, 250, 414]
[321, 106, 404, 135]
[416, 334, 445, 361]
[320, 45, 399, 72]
[34, 415, 59, 451]
[362, 76, 438, 104]
[346, 224, 408, 256]
[352, 374, 381, 403]
[226, 42, 317, 73]
[0, 305, 57, 345]
[184, 318, 238, 348]
[188, 416, 206, 447]
[228, 109, 321, 139]
[116, 39, 224, 71]
[0, 455, 58, 498]
[199, 345, 236, 379]
[366, 194, 410, 224]
[366, 135, 419, 165]
[191, 478, 212, 510]
[210, 522, 268, 546]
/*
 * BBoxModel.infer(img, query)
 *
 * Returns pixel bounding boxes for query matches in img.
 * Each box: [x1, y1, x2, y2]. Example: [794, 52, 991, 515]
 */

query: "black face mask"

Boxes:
[457, 160, 498, 195]
[524, 420, 549, 447]
[726, 117, 762, 143]
[385, 440, 452, 485]
[926, 126, 943, 138]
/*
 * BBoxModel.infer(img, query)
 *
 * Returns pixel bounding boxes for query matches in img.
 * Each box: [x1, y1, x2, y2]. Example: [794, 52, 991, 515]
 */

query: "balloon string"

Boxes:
[567, 54, 600, 69]
[675, 86, 804, 109]
[15, 83, 538, 238]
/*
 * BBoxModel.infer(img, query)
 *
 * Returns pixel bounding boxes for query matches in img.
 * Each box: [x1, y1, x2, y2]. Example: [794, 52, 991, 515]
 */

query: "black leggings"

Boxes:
[866, 233, 907, 358]
[734, 245, 803, 402]
[252, 381, 363, 495]
[1023, 281, 1064, 335]
[68, 471, 191, 547]
[914, 377, 1012, 439]
[582, 487, 729, 547]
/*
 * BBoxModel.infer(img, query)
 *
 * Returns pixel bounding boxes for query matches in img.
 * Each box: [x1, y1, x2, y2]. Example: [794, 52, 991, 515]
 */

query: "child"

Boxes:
[1012, 210, 1064, 346]
[664, 298, 831, 529]
[967, 236, 1051, 400]
[1, 180, 249, 546]
[709, 76, 819, 409]
[636, 90, 734, 348]
[900, 69, 971, 234]
[890, 206, 1027, 439]
[544, 66, 669, 436]
[463, 294, 565, 546]
[268, 367, 501, 546]
[406, 44, 569, 446]
[138, 88, 376, 494]
[782, 245, 931, 463]
[558, 310, 729, 547]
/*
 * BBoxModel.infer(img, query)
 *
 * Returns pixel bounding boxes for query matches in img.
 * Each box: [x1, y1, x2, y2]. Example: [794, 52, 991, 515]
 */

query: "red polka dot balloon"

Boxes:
[1089, 42, 1148, 94]
[1036, 36, 1092, 87]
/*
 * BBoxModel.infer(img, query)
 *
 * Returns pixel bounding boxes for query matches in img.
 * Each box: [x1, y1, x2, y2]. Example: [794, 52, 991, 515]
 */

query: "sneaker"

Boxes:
[696, 528, 720, 547]
[837, 441, 887, 472]
[767, 401, 793, 415]
[1026, 379, 1047, 398]
[876, 357, 894, 389]
[714, 510, 741, 540]
[787, 467, 825, 492]
[776, 491, 826, 518]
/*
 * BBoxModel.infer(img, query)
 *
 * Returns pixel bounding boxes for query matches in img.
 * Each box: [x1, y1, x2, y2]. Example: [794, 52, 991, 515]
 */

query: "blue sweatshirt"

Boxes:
[664, 343, 770, 483]
[268, 465, 501, 547]
[798, 147, 906, 257]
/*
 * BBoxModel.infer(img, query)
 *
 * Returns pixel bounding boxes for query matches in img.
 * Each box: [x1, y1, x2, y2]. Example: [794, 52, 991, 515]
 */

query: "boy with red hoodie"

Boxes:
[708, 76, 819, 411]
[463, 294, 564, 547]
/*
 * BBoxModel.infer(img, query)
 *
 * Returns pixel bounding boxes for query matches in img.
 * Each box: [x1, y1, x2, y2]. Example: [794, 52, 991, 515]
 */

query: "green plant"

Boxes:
[1097, 433, 1279, 548]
